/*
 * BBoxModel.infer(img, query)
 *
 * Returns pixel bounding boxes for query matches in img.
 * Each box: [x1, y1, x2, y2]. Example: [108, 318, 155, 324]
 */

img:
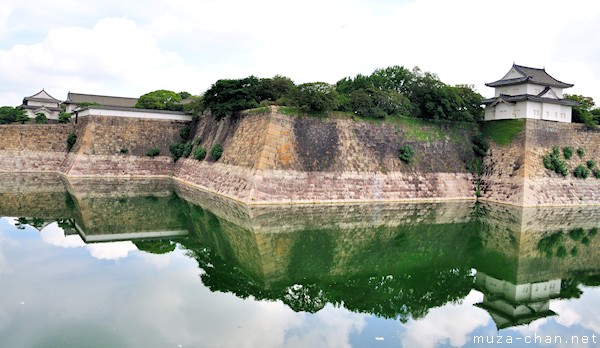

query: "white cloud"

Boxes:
[400, 290, 489, 348]
[1, 0, 600, 105]
[0, 17, 203, 104]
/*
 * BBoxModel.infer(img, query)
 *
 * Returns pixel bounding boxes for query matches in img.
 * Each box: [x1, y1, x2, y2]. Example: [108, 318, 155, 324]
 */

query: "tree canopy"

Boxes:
[0, 106, 26, 124]
[198, 66, 484, 122]
[136, 90, 184, 111]
[565, 94, 597, 128]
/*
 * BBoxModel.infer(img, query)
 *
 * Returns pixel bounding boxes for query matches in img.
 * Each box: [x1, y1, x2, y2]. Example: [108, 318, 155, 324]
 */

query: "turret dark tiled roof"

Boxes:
[486, 64, 574, 88]
[65, 92, 138, 108]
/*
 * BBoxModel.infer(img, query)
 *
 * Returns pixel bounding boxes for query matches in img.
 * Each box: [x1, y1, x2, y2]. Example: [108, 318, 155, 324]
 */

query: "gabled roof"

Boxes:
[23, 89, 61, 103]
[65, 92, 138, 108]
[486, 64, 574, 88]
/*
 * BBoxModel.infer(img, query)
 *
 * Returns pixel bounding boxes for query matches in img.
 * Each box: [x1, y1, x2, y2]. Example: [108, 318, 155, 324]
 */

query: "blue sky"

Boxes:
[1, 0, 600, 107]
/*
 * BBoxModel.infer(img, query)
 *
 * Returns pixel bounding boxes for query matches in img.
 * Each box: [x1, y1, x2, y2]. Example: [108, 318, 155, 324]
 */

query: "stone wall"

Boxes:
[481, 119, 600, 206]
[175, 107, 477, 204]
[7, 109, 600, 206]
[62, 115, 183, 176]
[0, 124, 74, 172]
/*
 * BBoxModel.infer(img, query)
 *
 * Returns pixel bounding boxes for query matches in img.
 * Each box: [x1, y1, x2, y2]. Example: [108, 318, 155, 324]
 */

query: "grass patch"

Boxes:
[396, 117, 448, 142]
[279, 106, 327, 118]
[481, 119, 525, 146]
[244, 106, 271, 115]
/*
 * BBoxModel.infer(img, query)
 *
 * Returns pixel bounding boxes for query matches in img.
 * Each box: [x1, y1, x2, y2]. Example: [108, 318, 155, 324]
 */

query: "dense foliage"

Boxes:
[200, 66, 484, 122]
[66, 133, 77, 151]
[202, 77, 262, 120]
[136, 90, 184, 111]
[565, 94, 596, 128]
[34, 113, 48, 124]
[0, 106, 26, 124]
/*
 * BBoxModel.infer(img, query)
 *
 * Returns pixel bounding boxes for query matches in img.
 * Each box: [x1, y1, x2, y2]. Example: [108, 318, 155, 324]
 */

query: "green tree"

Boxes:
[136, 90, 183, 111]
[202, 76, 261, 120]
[289, 82, 339, 113]
[369, 66, 415, 95]
[0, 106, 26, 124]
[35, 112, 48, 124]
[257, 75, 295, 103]
[183, 95, 204, 117]
[178, 91, 192, 100]
[454, 84, 484, 122]
[565, 94, 596, 128]
[210, 143, 223, 160]
[58, 112, 72, 124]
[15, 112, 30, 124]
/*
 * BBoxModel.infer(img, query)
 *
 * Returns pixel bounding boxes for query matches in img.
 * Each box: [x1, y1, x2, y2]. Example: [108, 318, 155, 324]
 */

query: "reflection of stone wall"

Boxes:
[62, 177, 186, 236]
[0, 173, 73, 218]
[477, 203, 600, 283]
[180, 193, 478, 285]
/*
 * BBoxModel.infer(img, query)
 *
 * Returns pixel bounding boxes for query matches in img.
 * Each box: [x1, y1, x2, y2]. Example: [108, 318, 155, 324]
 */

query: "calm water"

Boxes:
[1, 174, 599, 348]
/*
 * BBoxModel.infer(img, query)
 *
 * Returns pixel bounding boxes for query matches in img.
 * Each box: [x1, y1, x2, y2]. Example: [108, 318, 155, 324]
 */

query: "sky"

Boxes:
[1, 0, 600, 107]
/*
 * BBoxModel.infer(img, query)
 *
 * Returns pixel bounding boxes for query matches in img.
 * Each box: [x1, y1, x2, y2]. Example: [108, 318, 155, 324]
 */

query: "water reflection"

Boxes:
[1, 174, 600, 346]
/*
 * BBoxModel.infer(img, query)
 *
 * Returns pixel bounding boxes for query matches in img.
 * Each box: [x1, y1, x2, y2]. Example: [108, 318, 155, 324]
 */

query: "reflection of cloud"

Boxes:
[139, 252, 171, 269]
[400, 290, 489, 348]
[40, 223, 85, 248]
[86, 242, 137, 260]
[284, 305, 366, 348]
[552, 289, 600, 334]
[39, 222, 136, 260]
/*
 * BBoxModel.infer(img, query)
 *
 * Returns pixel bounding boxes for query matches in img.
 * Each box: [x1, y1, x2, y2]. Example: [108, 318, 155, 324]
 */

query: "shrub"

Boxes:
[193, 137, 202, 146]
[587, 160, 596, 169]
[589, 227, 598, 237]
[146, 147, 161, 157]
[58, 112, 71, 124]
[573, 164, 590, 178]
[169, 142, 184, 161]
[35, 113, 48, 124]
[568, 228, 585, 241]
[582, 236, 591, 246]
[210, 144, 223, 160]
[570, 247, 579, 256]
[67, 133, 77, 151]
[563, 146, 573, 159]
[180, 125, 191, 140]
[398, 145, 415, 164]
[120, 147, 129, 154]
[182, 141, 193, 158]
[15, 113, 30, 124]
[543, 147, 568, 176]
[594, 169, 600, 179]
[472, 134, 489, 157]
[577, 147, 586, 158]
[194, 146, 207, 160]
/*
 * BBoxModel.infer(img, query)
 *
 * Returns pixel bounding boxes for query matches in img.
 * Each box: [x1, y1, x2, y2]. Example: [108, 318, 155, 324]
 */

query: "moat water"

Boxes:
[1, 175, 599, 347]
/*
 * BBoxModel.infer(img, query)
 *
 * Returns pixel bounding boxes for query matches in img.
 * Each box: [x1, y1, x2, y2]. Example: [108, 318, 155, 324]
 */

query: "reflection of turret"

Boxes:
[474, 272, 559, 329]
[473, 202, 600, 329]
